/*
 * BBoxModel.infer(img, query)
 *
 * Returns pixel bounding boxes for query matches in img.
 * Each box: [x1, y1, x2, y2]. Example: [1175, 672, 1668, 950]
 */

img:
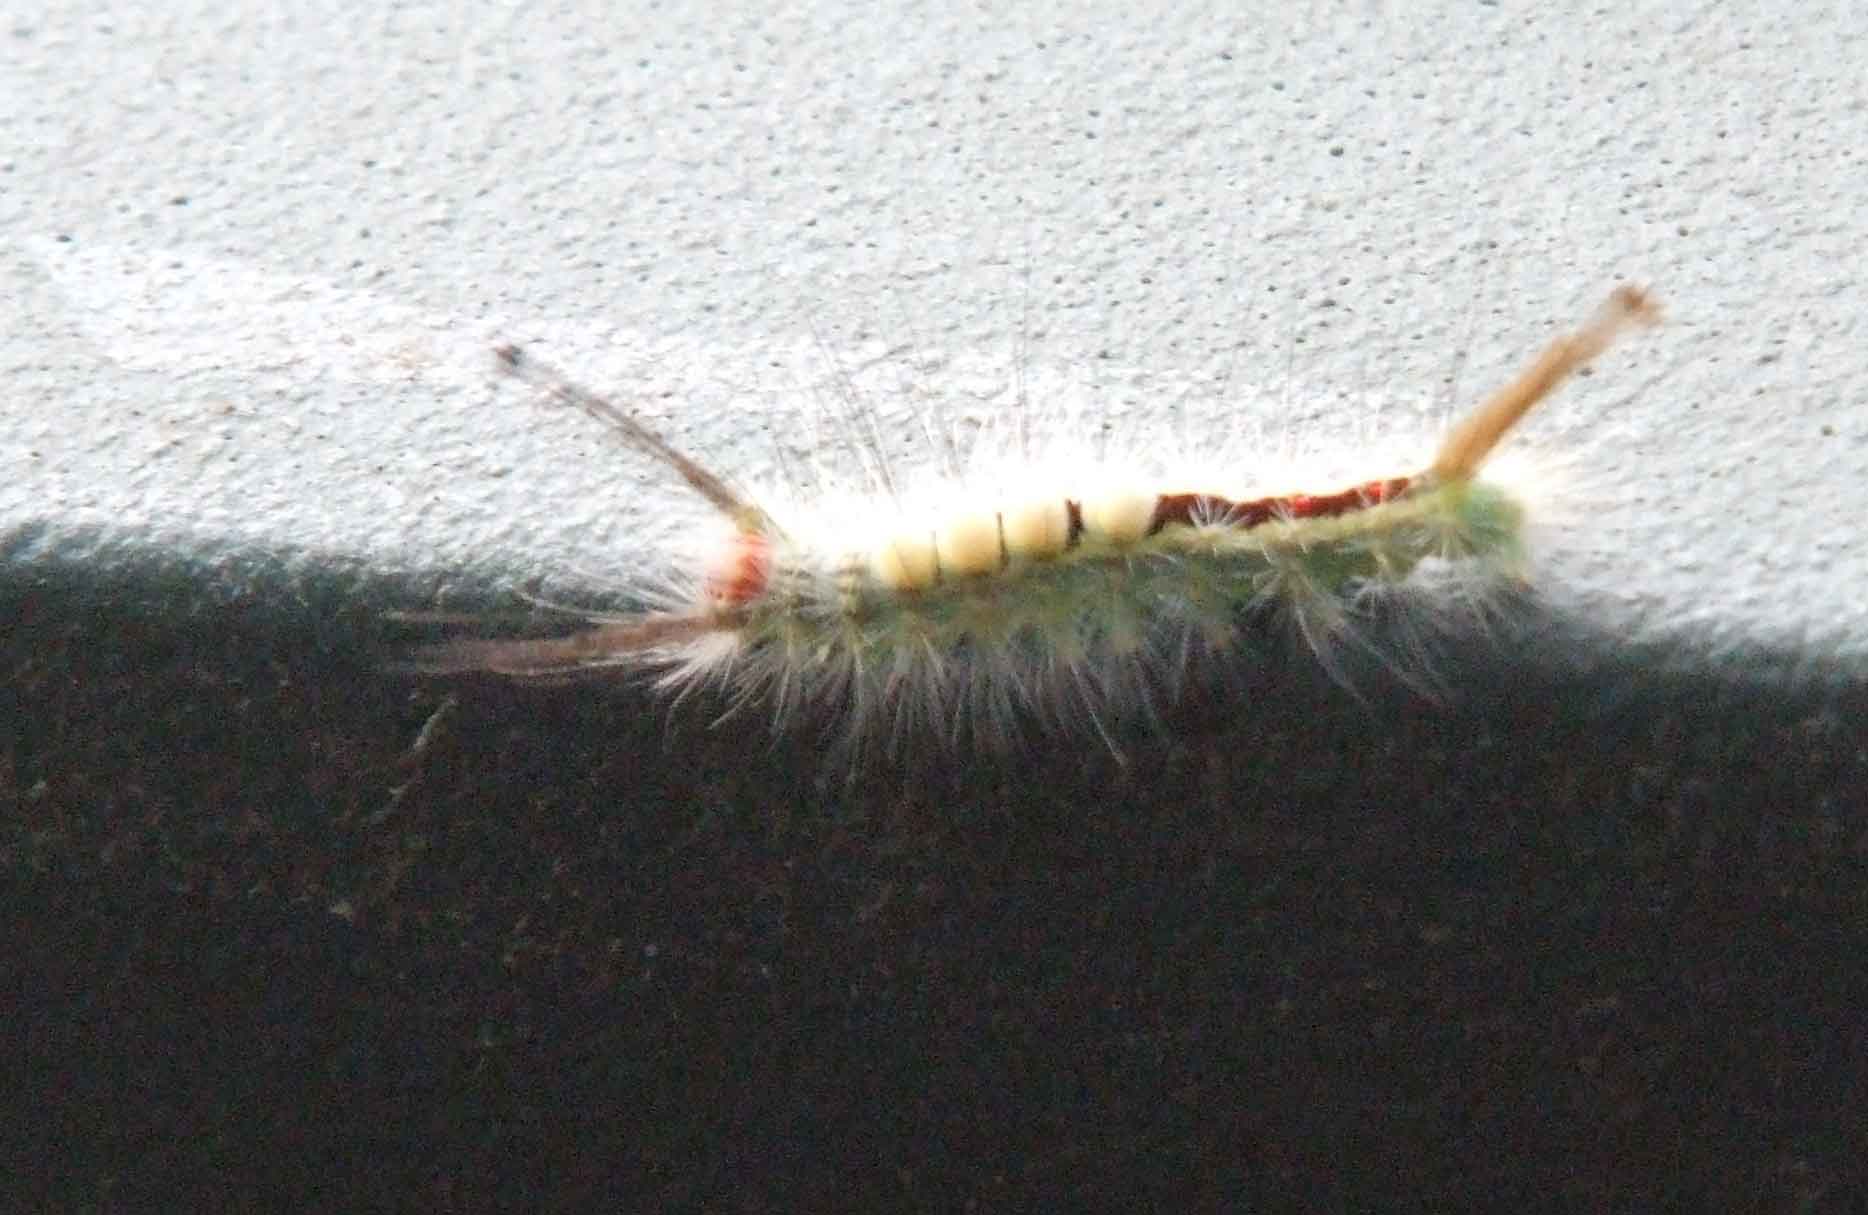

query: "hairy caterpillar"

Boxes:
[413, 286, 1661, 753]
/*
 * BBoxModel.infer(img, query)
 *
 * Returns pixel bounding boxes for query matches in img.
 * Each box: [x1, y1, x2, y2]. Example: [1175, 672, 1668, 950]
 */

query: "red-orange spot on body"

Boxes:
[1148, 476, 1412, 534]
[707, 532, 772, 605]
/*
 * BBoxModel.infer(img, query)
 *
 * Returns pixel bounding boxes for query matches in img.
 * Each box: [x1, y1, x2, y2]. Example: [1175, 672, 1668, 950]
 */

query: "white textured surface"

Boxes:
[4, 2, 1865, 658]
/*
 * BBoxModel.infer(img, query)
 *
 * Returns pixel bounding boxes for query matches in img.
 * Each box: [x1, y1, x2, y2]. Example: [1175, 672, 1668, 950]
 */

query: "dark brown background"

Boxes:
[8, 539, 1865, 1210]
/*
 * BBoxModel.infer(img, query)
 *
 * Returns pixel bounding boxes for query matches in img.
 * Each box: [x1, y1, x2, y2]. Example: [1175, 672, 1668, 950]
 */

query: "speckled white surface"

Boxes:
[4, 2, 1865, 660]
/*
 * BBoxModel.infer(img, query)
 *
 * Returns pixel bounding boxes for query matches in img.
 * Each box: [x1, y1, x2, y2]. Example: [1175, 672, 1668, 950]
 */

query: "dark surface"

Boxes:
[6, 546, 1866, 1211]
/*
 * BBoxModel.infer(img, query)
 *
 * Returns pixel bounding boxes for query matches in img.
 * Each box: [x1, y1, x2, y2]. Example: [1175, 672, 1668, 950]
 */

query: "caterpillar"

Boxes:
[412, 285, 1661, 755]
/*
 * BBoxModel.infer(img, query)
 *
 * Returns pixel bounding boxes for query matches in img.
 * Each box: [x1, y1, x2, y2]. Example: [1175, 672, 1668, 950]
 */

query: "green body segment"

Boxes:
[738, 479, 1528, 673]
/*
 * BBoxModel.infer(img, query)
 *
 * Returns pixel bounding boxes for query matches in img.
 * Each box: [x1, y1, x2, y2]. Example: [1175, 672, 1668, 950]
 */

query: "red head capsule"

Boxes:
[706, 530, 772, 605]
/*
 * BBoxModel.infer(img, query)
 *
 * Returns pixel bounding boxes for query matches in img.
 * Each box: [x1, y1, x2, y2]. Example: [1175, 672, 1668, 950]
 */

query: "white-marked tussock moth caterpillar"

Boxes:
[413, 286, 1660, 755]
